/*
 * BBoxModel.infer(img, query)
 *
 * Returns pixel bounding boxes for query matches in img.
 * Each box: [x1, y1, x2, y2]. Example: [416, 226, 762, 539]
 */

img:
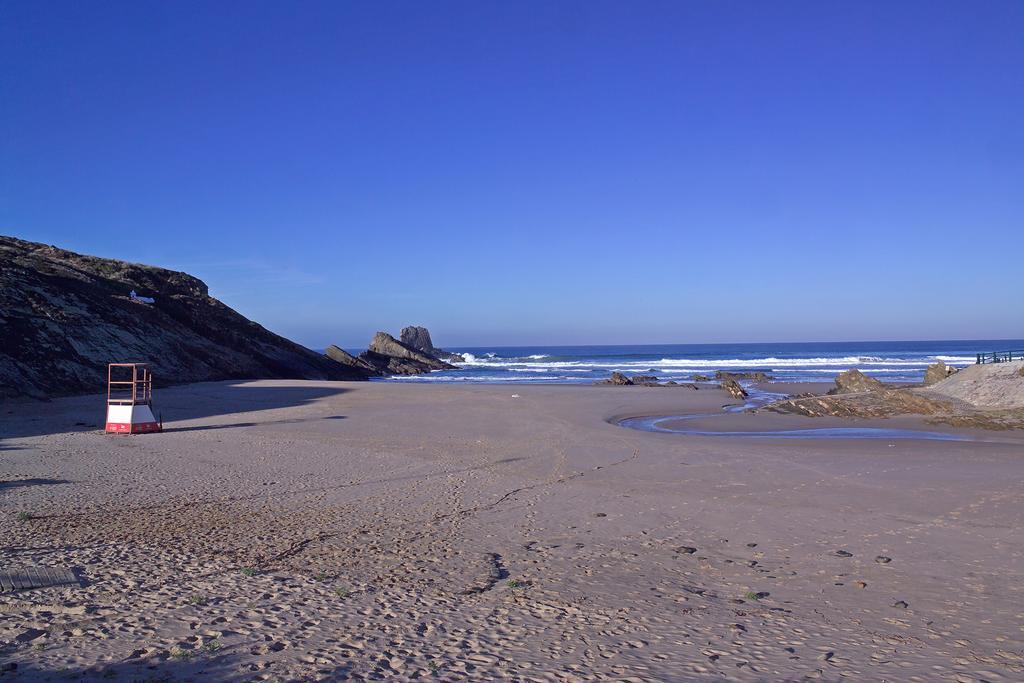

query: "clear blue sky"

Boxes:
[2, 1, 1022, 348]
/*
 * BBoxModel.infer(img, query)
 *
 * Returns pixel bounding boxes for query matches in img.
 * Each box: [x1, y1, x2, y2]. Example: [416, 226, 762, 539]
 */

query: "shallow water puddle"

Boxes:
[616, 415, 971, 441]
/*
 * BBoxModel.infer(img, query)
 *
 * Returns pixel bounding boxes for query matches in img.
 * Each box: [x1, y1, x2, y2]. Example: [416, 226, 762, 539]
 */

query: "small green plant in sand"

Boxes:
[240, 567, 257, 577]
[169, 647, 192, 660]
[16, 511, 31, 522]
[428, 660, 440, 674]
[314, 571, 329, 582]
[744, 591, 760, 601]
[334, 586, 349, 599]
[33, 643, 45, 652]
[188, 594, 208, 606]
[203, 639, 222, 652]
[507, 579, 525, 589]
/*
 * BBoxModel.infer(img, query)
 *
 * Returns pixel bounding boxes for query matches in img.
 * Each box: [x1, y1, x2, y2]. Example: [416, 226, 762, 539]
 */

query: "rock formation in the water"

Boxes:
[719, 378, 748, 399]
[715, 371, 772, 382]
[0, 235, 372, 399]
[828, 369, 885, 394]
[357, 332, 457, 376]
[399, 325, 464, 362]
[400, 326, 436, 354]
[325, 344, 378, 374]
[923, 360, 956, 386]
[596, 371, 634, 386]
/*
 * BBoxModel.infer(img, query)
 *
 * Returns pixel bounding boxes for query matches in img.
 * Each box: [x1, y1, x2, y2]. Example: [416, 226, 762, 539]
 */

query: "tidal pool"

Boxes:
[616, 415, 971, 441]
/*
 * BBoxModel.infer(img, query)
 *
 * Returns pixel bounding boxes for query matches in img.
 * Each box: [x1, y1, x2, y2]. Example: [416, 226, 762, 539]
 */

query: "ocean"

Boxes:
[374, 339, 1024, 385]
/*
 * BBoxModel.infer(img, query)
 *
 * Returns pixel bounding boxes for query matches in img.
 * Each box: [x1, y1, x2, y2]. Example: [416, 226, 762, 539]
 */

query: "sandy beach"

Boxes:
[2, 380, 1024, 681]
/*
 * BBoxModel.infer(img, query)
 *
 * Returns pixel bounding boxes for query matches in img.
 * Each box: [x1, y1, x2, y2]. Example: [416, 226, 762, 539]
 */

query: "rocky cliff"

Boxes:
[0, 235, 371, 399]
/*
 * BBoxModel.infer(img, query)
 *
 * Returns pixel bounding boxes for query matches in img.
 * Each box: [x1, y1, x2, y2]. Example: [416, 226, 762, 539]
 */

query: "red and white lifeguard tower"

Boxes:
[105, 363, 161, 434]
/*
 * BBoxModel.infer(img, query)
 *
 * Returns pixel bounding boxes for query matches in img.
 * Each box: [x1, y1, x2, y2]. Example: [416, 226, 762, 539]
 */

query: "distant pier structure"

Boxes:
[976, 350, 1024, 364]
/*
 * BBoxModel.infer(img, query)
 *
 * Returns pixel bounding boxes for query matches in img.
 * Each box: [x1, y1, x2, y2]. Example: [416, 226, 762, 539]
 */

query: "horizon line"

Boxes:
[321, 336, 1024, 352]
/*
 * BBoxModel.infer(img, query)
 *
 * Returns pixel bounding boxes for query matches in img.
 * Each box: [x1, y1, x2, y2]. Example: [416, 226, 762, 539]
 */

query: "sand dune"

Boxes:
[924, 360, 1024, 410]
[2, 381, 1023, 681]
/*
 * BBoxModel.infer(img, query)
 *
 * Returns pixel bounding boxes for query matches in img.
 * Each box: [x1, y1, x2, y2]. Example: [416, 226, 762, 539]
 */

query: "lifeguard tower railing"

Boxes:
[976, 350, 1024, 365]
[107, 363, 154, 405]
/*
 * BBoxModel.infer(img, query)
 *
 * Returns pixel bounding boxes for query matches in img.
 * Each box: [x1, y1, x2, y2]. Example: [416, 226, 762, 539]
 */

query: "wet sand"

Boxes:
[2, 380, 1023, 681]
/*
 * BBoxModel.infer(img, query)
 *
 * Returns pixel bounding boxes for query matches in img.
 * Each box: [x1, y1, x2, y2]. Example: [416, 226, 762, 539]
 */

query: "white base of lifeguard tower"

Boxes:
[105, 363, 162, 434]
[105, 404, 161, 433]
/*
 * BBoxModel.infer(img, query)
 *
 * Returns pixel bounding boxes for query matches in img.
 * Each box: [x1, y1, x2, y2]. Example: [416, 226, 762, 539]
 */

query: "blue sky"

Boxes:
[2, 1, 1022, 348]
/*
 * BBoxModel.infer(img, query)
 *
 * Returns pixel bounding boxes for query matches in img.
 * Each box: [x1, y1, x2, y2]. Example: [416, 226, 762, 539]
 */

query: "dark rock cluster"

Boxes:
[594, 372, 702, 389]
[323, 330, 458, 377]
[324, 345, 376, 373]
[595, 372, 656, 386]
[360, 332, 457, 375]
[715, 370, 772, 382]
[828, 369, 885, 394]
[719, 378, 748, 399]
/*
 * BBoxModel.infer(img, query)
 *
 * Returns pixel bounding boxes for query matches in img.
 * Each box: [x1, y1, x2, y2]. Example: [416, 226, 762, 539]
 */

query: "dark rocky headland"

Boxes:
[0, 235, 372, 399]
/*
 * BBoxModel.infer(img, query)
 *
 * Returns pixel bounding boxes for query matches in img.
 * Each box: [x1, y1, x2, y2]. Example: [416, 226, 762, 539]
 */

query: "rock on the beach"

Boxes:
[829, 368, 885, 394]
[596, 371, 634, 386]
[767, 388, 952, 420]
[692, 374, 711, 382]
[630, 375, 660, 386]
[719, 378, 748, 399]
[777, 361, 1024, 427]
[923, 360, 956, 386]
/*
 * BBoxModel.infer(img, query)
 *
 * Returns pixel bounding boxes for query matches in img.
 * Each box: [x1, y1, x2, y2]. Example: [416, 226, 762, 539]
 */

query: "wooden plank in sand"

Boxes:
[0, 566, 80, 593]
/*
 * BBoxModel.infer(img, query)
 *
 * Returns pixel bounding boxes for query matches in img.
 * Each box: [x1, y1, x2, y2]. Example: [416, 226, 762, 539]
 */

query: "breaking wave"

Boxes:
[374, 342, 1008, 385]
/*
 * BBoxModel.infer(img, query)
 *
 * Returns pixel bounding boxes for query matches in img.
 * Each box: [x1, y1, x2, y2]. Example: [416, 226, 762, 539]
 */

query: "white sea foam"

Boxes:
[388, 374, 569, 382]
[395, 346, 986, 385]
[454, 355, 973, 370]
